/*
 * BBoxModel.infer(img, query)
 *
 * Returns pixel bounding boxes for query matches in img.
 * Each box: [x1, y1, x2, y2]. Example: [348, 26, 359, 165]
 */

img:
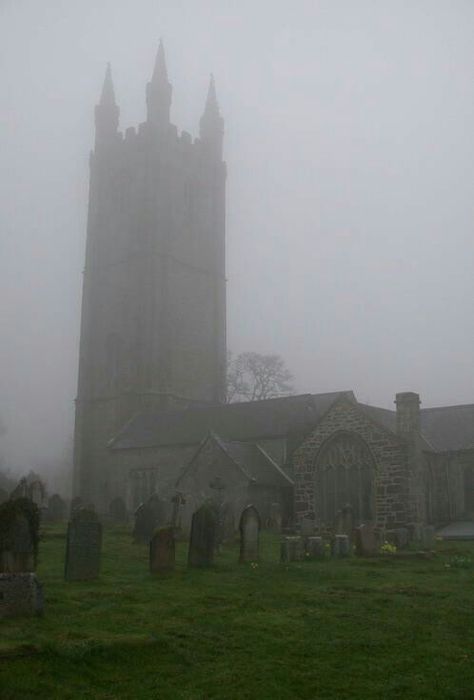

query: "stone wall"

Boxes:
[292, 398, 423, 531]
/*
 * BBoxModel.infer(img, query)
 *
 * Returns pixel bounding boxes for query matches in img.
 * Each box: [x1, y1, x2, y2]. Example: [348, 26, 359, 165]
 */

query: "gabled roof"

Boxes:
[359, 402, 474, 452]
[420, 404, 474, 452]
[110, 391, 354, 450]
[177, 432, 294, 488]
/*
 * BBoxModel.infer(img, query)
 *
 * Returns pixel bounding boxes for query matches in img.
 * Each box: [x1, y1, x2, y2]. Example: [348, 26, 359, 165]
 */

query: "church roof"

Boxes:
[110, 391, 354, 450]
[177, 433, 294, 488]
[360, 402, 474, 452]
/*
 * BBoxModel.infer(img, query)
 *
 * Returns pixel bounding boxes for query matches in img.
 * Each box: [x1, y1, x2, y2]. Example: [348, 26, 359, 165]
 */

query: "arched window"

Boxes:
[315, 432, 376, 527]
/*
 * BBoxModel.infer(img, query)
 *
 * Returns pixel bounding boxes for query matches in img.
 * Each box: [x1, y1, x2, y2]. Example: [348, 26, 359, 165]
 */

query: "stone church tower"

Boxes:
[73, 43, 226, 504]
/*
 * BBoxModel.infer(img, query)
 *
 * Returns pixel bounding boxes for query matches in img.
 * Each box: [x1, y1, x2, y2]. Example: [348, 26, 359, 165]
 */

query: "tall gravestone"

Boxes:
[188, 503, 218, 568]
[354, 524, 378, 557]
[65, 508, 102, 581]
[239, 505, 261, 563]
[150, 527, 175, 574]
[133, 494, 166, 544]
[0, 498, 39, 573]
[0, 498, 42, 618]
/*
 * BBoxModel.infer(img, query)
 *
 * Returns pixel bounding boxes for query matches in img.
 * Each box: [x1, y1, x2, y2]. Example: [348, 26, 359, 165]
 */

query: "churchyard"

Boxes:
[2, 516, 474, 699]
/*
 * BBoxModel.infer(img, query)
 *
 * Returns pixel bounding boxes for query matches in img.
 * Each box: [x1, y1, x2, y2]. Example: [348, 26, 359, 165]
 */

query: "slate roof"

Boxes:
[200, 434, 294, 487]
[360, 402, 474, 452]
[110, 391, 354, 450]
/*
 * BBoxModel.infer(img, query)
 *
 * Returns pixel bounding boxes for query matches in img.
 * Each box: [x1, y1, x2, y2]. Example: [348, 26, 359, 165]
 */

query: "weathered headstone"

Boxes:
[133, 494, 166, 544]
[0, 498, 39, 573]
[109, 496, 127, 523]
[70, 496, 83, 516]
[421, 525, 435, 550]
[64, 508, 102, 581]
[188, 502, 218, 568]
[150, 526, 175, 574]
[354, 524, 378, 557]
[280, 536, 304, 563]
[306, 536, 325, 559]
[239, 505, 261, 563]
[331, 534, 350, 558]
[47, 493, 66, 522]
[268, 502, 282, 532]
[0, 573, 43, 619]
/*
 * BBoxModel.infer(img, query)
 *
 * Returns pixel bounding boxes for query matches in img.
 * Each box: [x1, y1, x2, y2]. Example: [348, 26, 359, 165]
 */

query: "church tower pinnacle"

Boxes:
[200, 74, 224, 159]
[94, 63, 119, 146]
[146, 39, 172, 128]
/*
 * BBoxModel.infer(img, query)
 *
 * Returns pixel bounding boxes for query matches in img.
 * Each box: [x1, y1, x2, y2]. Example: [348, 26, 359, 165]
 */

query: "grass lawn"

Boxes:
[1, 525, 474, 699]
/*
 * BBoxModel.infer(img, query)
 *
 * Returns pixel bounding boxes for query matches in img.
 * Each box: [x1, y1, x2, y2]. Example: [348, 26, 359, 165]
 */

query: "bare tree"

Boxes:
[227, 352, 294, 403]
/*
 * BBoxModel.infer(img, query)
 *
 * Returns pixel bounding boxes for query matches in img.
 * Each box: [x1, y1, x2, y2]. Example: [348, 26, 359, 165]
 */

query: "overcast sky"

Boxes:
[0, 0, 473, 471]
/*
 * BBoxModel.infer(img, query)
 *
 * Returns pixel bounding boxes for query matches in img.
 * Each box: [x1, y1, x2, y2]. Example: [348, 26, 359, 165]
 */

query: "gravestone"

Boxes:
[268, 502, 282, 532]
[133, 494, 166, 544]
[109, 496, 127, 523]
[239, 505, 261, 563]
[47, 494, 66, 522]
[70, 496, 83, 516]
[354, 524, 378, 557]
[188, 503, 218, 568]
[150, 527, 175, 574]
[421, 525, 435, 549]
[0, 498, 39, 573]
[306, 536, 325, 559]
[0, 573, 43, 619]
[280, 536, 304, 563]
[64, 508, 102, 581]
[331, 534, 350, 558]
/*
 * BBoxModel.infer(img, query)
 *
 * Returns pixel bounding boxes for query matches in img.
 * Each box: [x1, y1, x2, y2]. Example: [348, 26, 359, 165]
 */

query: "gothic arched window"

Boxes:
[314, 431, 376, 527]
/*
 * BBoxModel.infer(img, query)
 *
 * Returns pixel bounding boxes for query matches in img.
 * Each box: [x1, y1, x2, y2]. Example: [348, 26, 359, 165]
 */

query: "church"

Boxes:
[73, 44, 474, 535]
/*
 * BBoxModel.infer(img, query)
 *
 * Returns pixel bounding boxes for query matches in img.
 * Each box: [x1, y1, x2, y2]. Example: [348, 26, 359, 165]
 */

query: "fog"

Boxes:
[0, 0, 473, 477]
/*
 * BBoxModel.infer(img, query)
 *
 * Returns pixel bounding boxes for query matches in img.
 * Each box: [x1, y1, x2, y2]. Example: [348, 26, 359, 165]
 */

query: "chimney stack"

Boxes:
[395, 392, 421, 436]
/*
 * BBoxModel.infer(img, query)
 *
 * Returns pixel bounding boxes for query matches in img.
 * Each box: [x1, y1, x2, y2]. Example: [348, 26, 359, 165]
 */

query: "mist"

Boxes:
[0, 0, 473, 479]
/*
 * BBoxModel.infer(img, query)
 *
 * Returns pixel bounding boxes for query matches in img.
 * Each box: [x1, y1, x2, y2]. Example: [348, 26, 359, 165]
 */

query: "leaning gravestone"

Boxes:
[65, 507, 102, 581]
[188, 503, 218, 568]
[0, 573, 44, 619]
[133, 494, 166, 544]
[354, 524, 378, 557]
[109, 496, 127, 523]
[239, 505, 261, 563]
[280, 536, 304, 563]
[150, 526, 175, 574]
[331, 534, 351, 558]
[0, 498, 39, 573]
[47, 494, 66, 522]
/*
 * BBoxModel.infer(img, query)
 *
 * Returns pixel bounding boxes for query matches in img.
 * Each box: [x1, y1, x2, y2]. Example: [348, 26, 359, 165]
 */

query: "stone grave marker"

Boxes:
[354, 524, 378, 557]
[65, 508, 102, 581]
[306, 536, 325, 559]
[0, 498, 39, 573]
[0, 573, 43, 619]
[239, 505, 261, 563]
[109, 496, 127, 523]
[133, 494, 166, 544]
[188, 502, 218, 568]
[150, 526, 175, 574]
[47, 494, 66, 522]
[421, 525, 435, 549]
[331, 534, 350, 558]
[300, 517, 315, 538]
[280, 536, 304, 563]
[385, 527, 409, 550]
[268, 502, 282, 532]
